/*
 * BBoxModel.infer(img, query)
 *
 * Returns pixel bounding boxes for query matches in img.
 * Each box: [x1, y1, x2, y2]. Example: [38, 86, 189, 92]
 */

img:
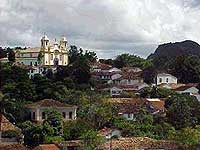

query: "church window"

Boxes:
[51, 54, 53, 60]
[69, 112, 72, 119]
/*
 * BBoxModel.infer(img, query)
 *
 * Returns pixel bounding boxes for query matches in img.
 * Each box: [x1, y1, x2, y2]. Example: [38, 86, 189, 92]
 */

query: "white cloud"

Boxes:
[0, 0, 200, 58]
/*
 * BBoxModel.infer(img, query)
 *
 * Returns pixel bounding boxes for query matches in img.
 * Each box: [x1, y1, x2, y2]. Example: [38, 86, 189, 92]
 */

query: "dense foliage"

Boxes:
[2, 45, 200, 148]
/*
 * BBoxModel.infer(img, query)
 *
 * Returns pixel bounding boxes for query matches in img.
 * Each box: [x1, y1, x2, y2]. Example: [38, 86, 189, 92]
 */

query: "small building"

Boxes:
[98, 127, 121, 139]
[25, 99, 77, 122]
[156, 73, 177, 85]
[110, 86, 123, 97]
[174, 84, 199, 95]
[108, 98, 165, 120]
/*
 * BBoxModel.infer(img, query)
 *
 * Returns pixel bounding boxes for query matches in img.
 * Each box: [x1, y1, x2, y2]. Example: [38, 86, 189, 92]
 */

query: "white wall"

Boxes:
[156, 74, 177, 85]
[29, 107, 77, 121]
[177, 87, 199, 95]
[122, 113, 135, 121]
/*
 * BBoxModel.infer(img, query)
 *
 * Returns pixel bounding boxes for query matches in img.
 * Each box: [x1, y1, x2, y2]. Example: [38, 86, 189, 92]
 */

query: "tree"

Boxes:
[43, 109, 63, 136]
[8, 50, 15, 62]
[169, 127, 200, 146]
[166, 94, 199, 129]
[81, 130, 105, 150]
[171, 55, 200, 83]
[63, 119, 92, 140]
[113, 53, 152, 69]
[84, 50, 97, 63]
[70, 56, 91, 84]
[37, 52, 43, 65]
[21, 121, 44, 147]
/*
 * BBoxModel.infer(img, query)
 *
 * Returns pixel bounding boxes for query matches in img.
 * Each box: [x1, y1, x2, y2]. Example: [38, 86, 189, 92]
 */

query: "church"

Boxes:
[0, 35, 69, 78]
[14, 35, 69, 66]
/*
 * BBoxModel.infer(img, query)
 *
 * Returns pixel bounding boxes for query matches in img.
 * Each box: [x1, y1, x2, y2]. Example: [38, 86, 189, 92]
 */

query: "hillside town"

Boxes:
[1, 34, 200, 150]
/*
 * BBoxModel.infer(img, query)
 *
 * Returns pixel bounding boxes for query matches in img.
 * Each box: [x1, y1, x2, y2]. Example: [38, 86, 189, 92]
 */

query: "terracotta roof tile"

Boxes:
[25, 99, 77, 108]
[0, 144, 25, 150]
[101, 137, 179, 150]
[173, 83, 198, 91]
[33, 144, 60, 150]
[0, 113, 21, 132]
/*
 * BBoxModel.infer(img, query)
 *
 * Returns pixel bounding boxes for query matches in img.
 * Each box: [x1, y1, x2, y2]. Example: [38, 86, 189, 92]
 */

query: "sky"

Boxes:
[1, 0, 200, 59]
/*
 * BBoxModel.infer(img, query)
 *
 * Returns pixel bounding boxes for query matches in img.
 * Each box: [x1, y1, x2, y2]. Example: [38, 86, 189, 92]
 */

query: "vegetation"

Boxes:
[2, 44, 200, 148]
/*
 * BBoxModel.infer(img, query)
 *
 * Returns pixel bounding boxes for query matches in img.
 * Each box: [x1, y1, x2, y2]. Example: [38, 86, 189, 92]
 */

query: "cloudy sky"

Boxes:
[1, 0, 200, 58]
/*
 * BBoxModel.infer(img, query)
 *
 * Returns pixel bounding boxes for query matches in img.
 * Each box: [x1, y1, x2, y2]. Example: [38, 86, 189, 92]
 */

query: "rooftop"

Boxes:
[25, 99, 77, 108]
[0, 144, 25, 150]
[0, 113, 21, 132]
[100, 137, 179, 150]
[174, 83, 199, 91]
[15, 47, 40, 53]
[33, 144, 60, 150]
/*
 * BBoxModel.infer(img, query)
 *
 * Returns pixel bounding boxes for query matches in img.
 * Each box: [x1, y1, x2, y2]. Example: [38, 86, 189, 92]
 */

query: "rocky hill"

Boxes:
[148, 40, 200, 59]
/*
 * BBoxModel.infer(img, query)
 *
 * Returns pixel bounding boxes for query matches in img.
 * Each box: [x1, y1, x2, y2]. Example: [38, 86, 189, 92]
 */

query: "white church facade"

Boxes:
[14, 35, 69, 66]
[0, 35, 69, 78]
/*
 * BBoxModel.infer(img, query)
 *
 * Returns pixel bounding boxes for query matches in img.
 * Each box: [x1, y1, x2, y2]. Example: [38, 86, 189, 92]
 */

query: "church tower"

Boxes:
[60, 36, 69, 66]
[39, 35, 69, 66]
[41, 35, 50, 65]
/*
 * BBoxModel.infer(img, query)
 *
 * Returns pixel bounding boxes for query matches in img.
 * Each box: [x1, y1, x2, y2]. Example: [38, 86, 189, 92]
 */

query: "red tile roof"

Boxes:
[108, 98, 165, 114]
[25, 99, 77, 108]
[0, 113, 21, 132]
[0, 144, 25, 150]
[173, 83, 198, 91]
[101, 137, 179, 150]
[33, 144, 60, 150]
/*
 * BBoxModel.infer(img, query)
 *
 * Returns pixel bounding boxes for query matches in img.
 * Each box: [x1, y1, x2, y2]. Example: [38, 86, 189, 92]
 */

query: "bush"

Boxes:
[2, 130, 20, 138]
[44, 136, 64, 143]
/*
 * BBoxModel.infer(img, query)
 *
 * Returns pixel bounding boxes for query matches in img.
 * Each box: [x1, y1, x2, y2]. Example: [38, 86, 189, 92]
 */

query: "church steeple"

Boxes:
[41, 35, 49, 50]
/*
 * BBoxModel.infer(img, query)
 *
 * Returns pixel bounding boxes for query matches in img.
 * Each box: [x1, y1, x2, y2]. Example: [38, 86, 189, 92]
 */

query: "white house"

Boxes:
[110, 86, 123, 97]
[156, 73, 177, 85]
[25, 99, 77, 122]
[174, 85, 199, 95]
[98, 127, 121, 139]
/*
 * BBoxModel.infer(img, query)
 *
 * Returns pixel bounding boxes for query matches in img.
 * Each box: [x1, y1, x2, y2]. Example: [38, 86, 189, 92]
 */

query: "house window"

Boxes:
[29, 112, 31, 119]
[166, 78, 169, 83]
[62, 112, 66, 118]
[159, 78, 162, 83]
[60, 55, 62, 61]
[31, 70, 33, 73]
[30, 62, 32, 66]
[127, 114, 131, 118]
[42, 112, 45, 120]
[30, 53, 32, 57]
[51, 54, 53, 60]
[35, 62, 37, 66]
[32, 112, 36, 120]
[69, 112, 72, 119]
